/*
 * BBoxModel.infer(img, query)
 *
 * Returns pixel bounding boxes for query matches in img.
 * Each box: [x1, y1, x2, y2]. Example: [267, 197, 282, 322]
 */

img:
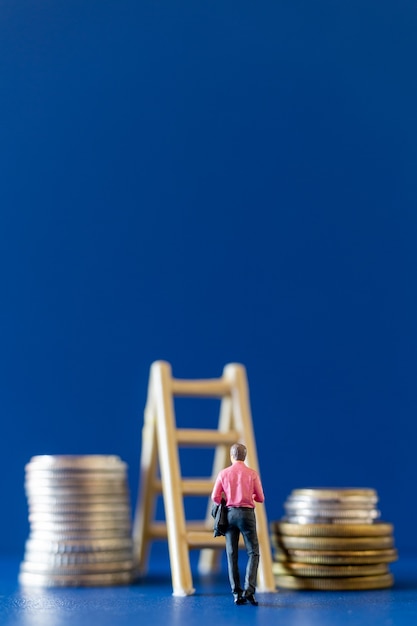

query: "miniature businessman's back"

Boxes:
[212, 461, 264, 508]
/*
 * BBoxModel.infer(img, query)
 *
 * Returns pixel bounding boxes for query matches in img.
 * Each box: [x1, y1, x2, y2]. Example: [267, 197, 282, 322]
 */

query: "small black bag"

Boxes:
[211, 497, 228, 536]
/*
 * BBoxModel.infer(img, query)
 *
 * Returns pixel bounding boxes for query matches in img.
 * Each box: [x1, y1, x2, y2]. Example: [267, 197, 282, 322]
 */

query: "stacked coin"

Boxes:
[271, 488, 397, 590]
[19, 455, 135, 587]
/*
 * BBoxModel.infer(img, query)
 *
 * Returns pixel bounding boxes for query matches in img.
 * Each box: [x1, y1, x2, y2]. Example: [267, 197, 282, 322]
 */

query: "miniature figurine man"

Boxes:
[211, 443, 264, 606]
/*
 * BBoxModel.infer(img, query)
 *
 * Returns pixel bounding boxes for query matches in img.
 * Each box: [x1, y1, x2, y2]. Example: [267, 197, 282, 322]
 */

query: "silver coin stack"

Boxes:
[19, 455, 135, 587]
[283, 488, 381, 524]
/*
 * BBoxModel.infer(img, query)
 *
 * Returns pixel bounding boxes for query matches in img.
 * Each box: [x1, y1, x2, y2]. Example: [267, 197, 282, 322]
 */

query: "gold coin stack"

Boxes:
[271, 488, 398, 590]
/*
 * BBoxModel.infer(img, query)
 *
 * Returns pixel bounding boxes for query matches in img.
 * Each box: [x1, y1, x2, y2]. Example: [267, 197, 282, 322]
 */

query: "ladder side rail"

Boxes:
[132, 400, 159, 574]
[225, 363, 276, 593]
[152, 361, 195, 596]
[198, 394, 235, 574]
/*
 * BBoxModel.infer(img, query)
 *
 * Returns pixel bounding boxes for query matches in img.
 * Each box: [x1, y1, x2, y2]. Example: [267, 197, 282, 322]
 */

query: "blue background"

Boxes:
[1, 0, 416, 557]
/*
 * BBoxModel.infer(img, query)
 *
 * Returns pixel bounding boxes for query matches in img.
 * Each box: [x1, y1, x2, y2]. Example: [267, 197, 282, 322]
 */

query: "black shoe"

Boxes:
[233, 593, 247, 605]
[243, 592, 258, 606]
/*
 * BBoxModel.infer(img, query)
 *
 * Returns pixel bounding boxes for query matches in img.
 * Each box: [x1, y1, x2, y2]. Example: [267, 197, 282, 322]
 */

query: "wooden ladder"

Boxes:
[132, 360, 275, 596]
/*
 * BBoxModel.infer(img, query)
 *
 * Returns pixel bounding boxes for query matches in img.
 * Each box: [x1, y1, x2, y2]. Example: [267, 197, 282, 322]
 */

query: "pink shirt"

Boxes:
[211, 461, 265, 508]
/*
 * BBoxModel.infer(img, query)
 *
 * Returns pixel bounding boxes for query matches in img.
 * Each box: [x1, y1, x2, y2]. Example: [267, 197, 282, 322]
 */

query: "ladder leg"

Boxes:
[225, 364, 276, 593]
[132, 400, 158, 575]
[152, 361, 195, 596]
[198, 395, 234, 575]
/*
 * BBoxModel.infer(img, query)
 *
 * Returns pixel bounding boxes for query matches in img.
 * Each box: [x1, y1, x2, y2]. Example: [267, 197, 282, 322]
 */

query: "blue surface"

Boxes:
[0, 555, 416, 626]
[1, 0, 417, 558]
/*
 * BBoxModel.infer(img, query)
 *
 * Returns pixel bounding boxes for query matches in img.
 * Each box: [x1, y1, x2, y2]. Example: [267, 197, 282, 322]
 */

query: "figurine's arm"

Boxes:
[253, 473, 265, 503]
[211, 474, 224, 504]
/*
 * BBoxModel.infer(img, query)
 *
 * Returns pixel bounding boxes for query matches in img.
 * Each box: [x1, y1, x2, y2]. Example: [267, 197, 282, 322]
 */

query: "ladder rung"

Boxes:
[186, 531, 245, 549]
[181, 479, 214, 495]
[154, 478, 214, 496]
[176, 429, 240, 446]
[187, 531, 225, 548]
[149, 521, 212, 539]
[149, 522, 168, 539]
[171, 378, 231, 397]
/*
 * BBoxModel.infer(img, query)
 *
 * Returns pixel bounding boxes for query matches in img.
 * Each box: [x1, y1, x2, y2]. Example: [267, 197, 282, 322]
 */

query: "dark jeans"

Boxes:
[225, 507, 259, 596]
